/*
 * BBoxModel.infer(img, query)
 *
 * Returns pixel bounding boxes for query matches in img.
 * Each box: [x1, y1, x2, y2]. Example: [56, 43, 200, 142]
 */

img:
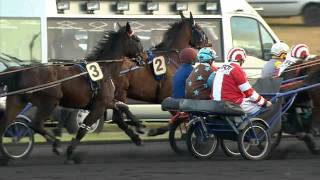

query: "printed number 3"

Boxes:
[86, 62, 103, 81]
[89, 65, 99, 77]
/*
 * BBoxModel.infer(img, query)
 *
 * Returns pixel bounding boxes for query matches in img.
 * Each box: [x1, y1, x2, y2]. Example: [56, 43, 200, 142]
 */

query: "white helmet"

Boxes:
[227, 48, 247, 64]
[290, 44, 310, 60]
[271, 42, 289, 57]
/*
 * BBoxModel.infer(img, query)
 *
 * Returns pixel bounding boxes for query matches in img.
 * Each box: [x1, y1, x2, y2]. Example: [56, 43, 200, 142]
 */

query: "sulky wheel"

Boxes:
[186, 122, 219, 159]
[220, 138, 241, 157]
[169, 119, 188, 154]
[0, 120, 34, 159]
[238, 121, 271, 160]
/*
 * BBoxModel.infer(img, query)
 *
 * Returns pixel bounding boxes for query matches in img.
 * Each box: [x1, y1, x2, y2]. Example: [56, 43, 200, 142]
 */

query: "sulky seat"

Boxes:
[179, 99, 244, 116]
[161, 97, 183, 111]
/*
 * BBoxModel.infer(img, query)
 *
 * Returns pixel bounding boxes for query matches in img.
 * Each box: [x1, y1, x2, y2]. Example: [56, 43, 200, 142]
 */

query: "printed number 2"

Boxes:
[155, 58, 164, 72]
[152, 56, 166, 75]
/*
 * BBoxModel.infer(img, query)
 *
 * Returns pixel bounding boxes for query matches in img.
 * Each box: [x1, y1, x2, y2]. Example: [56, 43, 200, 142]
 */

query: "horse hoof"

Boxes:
[64, 152, 86, 165]
[302, 133, 320, 154]
[132, 136, 143, 146]
[53, 147, 63, 156]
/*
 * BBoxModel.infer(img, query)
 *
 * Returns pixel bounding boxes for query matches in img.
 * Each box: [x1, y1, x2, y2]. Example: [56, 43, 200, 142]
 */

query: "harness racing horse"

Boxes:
[280, 55, 320, 153]
[0, 22, 145, 163]
[113, 12, 208, 132]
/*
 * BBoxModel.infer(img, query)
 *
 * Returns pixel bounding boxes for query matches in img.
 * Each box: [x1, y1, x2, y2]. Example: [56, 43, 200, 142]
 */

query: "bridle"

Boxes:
[190, 25, 208, 49]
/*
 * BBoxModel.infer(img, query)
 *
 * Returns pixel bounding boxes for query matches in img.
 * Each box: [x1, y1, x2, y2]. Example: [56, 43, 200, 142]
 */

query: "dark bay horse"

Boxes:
[281, 55, 320, 153]
[0, 22, 145, 163]
[114, 12, 208, 104]
[113, 12, 209, 136]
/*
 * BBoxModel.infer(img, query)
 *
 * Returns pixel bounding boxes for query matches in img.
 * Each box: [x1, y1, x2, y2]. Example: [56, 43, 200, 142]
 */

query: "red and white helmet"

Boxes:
[290, 44, 310, 60]
[227, 48, 247, 63]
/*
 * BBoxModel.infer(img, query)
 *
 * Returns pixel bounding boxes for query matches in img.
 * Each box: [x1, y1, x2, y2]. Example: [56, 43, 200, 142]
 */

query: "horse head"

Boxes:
[182, 12, 209, 49]
[155, 12, 209, 50]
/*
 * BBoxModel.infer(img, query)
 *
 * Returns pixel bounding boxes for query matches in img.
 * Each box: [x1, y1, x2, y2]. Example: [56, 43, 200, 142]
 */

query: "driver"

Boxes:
[277, 44, 310, 77]
[147, 48, 197, 137]
[172, 48, 198, 98]
[185, 47, 218, 100]
[261, 42, 289, 78]
[210, 48, 272, 114]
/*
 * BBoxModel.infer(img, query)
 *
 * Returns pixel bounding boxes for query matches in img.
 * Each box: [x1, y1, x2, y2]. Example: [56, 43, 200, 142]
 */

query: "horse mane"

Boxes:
[154, 21, 186, 50]
[85, 27, 125, 61]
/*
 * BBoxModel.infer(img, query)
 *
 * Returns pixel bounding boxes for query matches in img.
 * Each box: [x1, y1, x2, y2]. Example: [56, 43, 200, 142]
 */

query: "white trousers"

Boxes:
[240, 98, 262, 115]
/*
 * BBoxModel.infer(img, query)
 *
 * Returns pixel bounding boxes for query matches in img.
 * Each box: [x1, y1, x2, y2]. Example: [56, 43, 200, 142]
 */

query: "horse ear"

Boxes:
[189, 12, 195, 26]
[179, 11, 186, 21]
[126, 22, 134, 36]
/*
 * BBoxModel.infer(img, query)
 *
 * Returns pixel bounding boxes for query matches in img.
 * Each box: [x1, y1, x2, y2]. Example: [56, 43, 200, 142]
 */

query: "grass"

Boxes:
[2, 123, 170, 144]
[265, 17, 320, 54]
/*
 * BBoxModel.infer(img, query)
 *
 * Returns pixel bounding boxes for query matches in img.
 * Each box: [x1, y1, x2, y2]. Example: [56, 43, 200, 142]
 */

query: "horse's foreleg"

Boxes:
[115, 101, 145, 134]
[113, 108, 142, 146]
[66, 106, 105, 162]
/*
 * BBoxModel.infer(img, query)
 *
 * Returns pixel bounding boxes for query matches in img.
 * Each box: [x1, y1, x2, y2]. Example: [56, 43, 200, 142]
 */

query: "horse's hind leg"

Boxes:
[0, 95, 26, 133]
[115, 101, 145, 134]
[113, 108, 142, 146]
[31, 99, 61, 155]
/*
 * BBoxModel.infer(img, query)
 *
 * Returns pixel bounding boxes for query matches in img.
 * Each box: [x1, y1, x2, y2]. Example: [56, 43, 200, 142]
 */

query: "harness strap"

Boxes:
[74, 63, 99, 100]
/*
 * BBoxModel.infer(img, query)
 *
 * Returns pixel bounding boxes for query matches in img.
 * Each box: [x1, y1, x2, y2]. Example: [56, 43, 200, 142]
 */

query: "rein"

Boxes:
[0, 72, 88, 98]
[0, 58, 140, 76]
[283, 59, 320, 73]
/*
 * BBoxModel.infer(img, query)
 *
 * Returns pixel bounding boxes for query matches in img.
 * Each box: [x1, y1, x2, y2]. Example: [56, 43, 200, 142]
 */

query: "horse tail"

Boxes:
[0, 67, 21, 92]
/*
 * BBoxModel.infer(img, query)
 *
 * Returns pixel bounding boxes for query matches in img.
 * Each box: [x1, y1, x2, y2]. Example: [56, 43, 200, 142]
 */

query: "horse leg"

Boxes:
[287, 104, 320, 154]
[115, 101, 145, 134]
[112, 108, 142, 146]
[66, 105, 105, 163]
[147, 111, 178, 137]
[31, 101, 62, 156]
[0, 95, 25, 133]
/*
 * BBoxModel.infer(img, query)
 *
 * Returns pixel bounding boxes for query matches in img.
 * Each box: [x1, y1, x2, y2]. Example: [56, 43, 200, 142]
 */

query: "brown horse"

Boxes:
[0, 22, 145, 163]
[115, 12, 208, 104]
[112, 12, 209, 136]
[280, 55, 320, 153]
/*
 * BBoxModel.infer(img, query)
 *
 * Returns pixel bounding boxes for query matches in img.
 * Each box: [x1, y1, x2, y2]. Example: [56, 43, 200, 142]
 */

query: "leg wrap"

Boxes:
[76, 125, 89, 140]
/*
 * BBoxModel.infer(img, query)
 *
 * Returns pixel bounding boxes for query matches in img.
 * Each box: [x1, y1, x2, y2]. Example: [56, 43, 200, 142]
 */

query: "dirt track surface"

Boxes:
[1, 139, 320, 180]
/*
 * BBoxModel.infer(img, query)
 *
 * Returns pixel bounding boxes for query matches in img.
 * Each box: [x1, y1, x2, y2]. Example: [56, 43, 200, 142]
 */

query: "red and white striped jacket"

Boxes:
[211, 62, 267, 106]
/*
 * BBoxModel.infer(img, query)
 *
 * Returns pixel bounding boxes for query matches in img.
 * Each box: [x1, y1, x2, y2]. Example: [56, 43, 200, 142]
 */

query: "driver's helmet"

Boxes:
[271, 42, 289, 59]
[227, 48, 247, 64]
[179, 48, 198, 64]
[290, 44, 310, 61]
[197, 47, 217, 63]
